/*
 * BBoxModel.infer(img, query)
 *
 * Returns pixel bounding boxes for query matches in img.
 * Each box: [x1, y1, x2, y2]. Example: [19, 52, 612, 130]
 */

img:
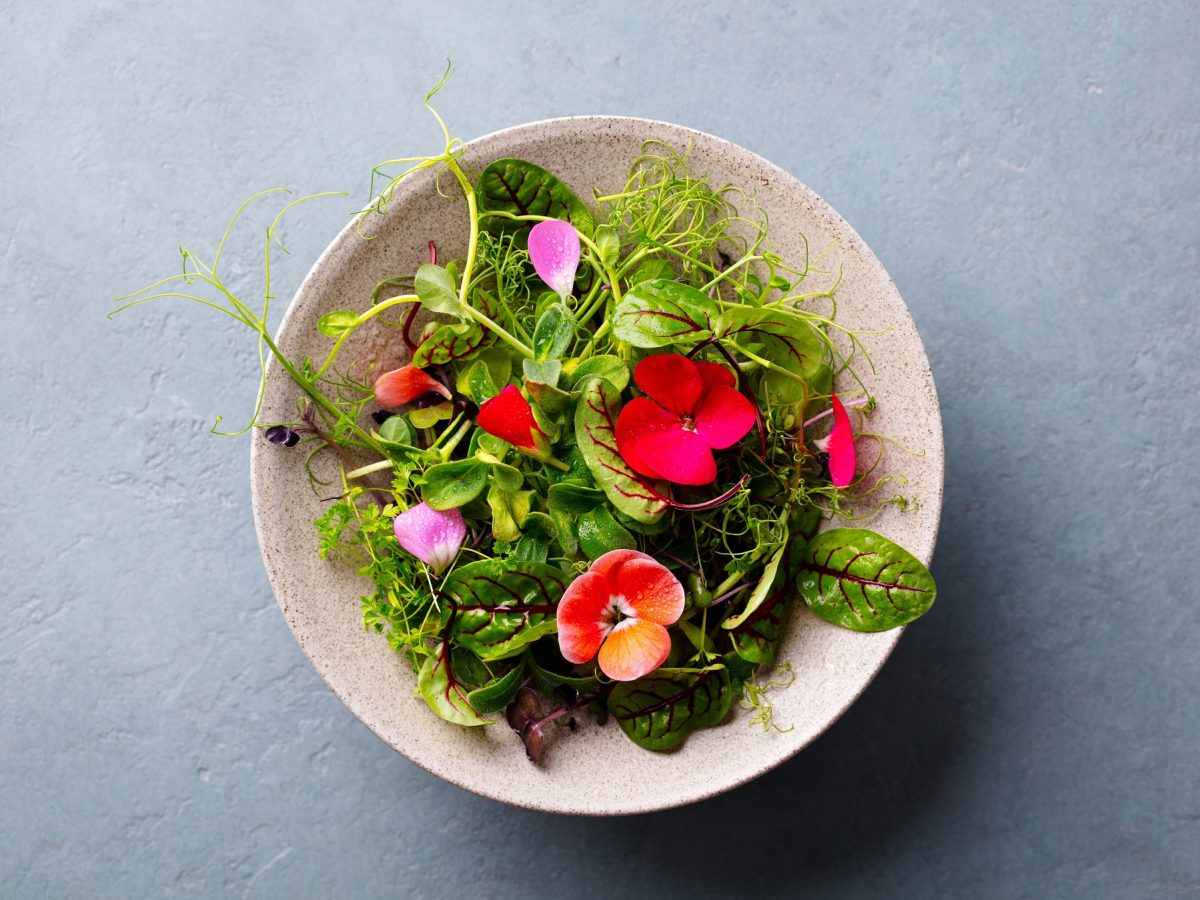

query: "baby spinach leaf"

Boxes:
[797, 528, 936, 631]
[415, 263, 461, 316]
[532, 305, 576, 361]
[417, 644, 492, 726]
[421, 458, 488, 509]
[574, 377, 669, 524]
[576, 505, 637, 560]
[466, 660, 526, 714]
[476, 158, 595, 236]
[443, 559, 569, 660]
[565, 355, 629, 393]
[316, 309, 358, 338]
[608, 666, 733, 751]
[612, 279, 718, 348]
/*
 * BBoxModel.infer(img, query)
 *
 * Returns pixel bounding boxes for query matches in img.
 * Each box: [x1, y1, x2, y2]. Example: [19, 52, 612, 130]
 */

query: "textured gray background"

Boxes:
[2, 0, 1197, 897]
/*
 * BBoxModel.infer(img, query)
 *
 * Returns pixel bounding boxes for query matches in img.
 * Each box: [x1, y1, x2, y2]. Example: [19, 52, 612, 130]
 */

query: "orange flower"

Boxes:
[556, 550, 684, 682]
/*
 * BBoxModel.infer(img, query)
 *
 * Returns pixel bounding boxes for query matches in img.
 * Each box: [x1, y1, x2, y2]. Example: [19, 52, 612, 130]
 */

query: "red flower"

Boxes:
[557, 550, 685, 682]
[374, 365, 450, 409]
[476, 384, 543, 451]
[815, 393, 856, 488]
[615, 354, 756, 486]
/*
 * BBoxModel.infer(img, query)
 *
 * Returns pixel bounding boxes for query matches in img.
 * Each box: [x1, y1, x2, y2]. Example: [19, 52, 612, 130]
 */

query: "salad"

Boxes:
[117, 78, 936, 761]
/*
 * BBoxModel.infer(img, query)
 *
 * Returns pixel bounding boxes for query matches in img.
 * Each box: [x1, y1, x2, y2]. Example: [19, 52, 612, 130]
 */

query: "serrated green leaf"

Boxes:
[607, 666, 732, 751]
[797, 528, 936, 632]
[443, 559, 569, 659]
[421, 458, 488, 509]
[417, 645, 492, 726]
[414, 263, 461, 316]
[612, 279, 718, 348]
[574, 377, 669, 524]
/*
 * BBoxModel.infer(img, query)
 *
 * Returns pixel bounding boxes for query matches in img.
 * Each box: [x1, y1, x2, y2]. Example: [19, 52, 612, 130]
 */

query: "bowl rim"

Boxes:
[251, 114, 943, 815]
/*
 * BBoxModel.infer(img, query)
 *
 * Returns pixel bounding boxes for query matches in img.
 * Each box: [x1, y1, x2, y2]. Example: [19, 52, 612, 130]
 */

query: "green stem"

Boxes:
[437, 417, 473, 461]
[314, 294, 419, 379]
[346, 459, 394, 479]
[722, 340, 808, 384]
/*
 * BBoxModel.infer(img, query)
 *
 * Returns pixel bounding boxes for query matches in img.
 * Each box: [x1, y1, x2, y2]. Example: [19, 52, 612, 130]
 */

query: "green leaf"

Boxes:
[594, 224, 620, 268]
[483, 457, 524, 492]
[576, 505, 637, 560]
[628, 259, 674, 286]
[522, 357, 562, 386]
[532, 305, 575, 361]
[512, 511, 557, 562]
[607, 666, 732, 751]
[797, 528, 936, 632]
[417, 645, 492, 726]
[465, 661, 526, 714]
[728, 537, 806, 665]
[409, 401, 453, 429]
[564, 355, 629, 393]
[720, 306, 826, 387]
[487, 485, 533, 542]
[722, 534, 788, 630]
[527, 651, 598, 693]
[421, 458, 488, 509]
[411, 320, 491, 367]
[443, 559, 569, 659]
[612, 279, 718, 348]
[316, 309, 358, 338]
[525, 377, 572, 416]
[574, 377, 668, 524]
[476, 158, 595, 236]
[547, 481, 605, 514]
[457, 349, 512, 404]
[376, 415, 414, 447]
[414, 263, 461, 316]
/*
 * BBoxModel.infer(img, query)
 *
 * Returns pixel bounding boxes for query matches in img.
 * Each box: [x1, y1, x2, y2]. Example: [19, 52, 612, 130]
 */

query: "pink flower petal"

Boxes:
[633, 353, 702, 418]
[556, 570, 614, 664]
[392, 502, 466, 574]
[825, 394, 857, 488]
[693, 384, 756, 450]
[630, 427, 717, 486]
[694, 360, 737, 391]
[614, 396, 678, 479]
[374, 366, 451, 408]
[611, 557, 684, 626]
[528, 220, 580, 300]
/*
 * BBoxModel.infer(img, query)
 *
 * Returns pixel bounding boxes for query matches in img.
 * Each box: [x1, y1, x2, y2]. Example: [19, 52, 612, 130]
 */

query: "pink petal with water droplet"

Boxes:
[527, 219, 580, 300]
[392, 502, 466, 574]
[824, 394, 857, 488]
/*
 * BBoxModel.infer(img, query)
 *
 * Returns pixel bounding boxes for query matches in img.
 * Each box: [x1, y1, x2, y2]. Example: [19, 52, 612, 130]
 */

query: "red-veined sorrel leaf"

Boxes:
[574, 376, 669, 524]
[443, 559, 569, 659]
[607, 666, 732, 751]
[417, 642, 492, 726]
[411, 292, 498, 367]
[612, 279, 719, 348]
[476, 158, 595, 236]
[797, 528, 936, 632]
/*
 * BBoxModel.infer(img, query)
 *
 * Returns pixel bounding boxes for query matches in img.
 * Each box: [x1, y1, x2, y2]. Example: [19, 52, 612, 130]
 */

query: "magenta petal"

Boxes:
[393, 502, 466, 574]
[693, 384, 756, 450]
[615, 396, 678, 479]
[634, 428, 717, 486]
[824, 394, 857, 488]
[633, 354, 702, 418]
[527, 219, 580, 300]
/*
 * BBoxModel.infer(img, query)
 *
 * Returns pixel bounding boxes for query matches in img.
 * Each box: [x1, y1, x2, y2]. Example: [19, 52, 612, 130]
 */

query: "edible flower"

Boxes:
[527, 219, 580, 301]
[615, 353, 756, 486]
[557, 550, 685, 682]
[374, 365, 451, 409]
[476, 384, 545, 452]
[814, 393, 856, 488]
[392, 502, 466, 575]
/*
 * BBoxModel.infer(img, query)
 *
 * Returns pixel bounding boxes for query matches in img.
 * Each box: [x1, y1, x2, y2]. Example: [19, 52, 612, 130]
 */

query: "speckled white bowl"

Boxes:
[251, 117, 943, 815]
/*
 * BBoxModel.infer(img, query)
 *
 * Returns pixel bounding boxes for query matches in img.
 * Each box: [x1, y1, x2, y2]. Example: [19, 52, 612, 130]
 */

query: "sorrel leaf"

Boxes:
[608, 666, 732, 751]
[411, 320, 492, 367]
[574, 376, 668, 524]
[612, 279, 718, 348]
[417, 643, 492, 726]
[421, 458, 488, 509]
[797, 528, 936, 631]
[442, 559, 568, 660]
[466, 660, 526, 714]
[720, 306, 826, 384]
[476, 158, 595, 235]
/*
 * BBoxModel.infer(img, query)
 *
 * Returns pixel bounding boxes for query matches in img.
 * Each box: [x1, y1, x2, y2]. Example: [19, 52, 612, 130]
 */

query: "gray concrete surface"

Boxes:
[2, 1, 1197, 896]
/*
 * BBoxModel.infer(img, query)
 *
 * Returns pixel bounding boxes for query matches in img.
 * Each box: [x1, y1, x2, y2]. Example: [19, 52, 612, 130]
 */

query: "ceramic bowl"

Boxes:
[250, 116, 943, 815]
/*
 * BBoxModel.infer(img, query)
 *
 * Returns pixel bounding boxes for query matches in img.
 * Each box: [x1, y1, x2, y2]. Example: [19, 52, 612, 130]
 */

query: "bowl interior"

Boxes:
[250, 117, 943, 815]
